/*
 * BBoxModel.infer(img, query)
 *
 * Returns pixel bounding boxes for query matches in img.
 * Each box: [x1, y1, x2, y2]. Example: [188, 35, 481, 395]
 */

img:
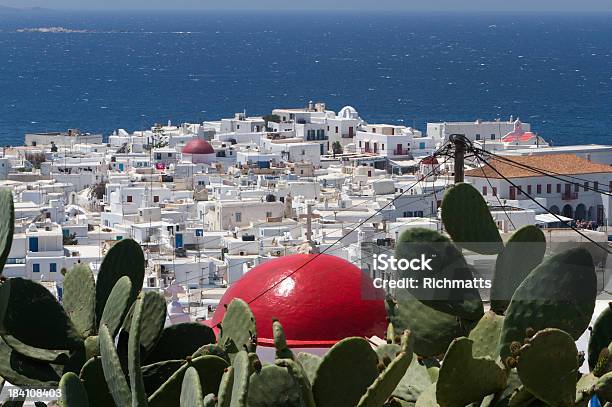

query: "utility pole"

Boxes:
[450, 134, 466, 184]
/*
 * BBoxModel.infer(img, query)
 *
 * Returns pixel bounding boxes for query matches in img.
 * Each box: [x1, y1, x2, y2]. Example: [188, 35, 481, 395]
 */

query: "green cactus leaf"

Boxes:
[273, 320, 294, 360]
[79, 356, 114, 407]
[217, 366, 234, 407]
[100, 276, 132, 338]
[0, 189, 15, 274]
[180, 366, 206, 407]
[128, 293, 148, 407]
[395, 228, 484, 320]
[415, 383, 439, 407]
[295, 352, 321, 385]
[95, 238, 144, 323]
[218, 299, 256, 360]
[62, 264, 96, 338]
[276, 359, 316, 407]
[59, 372, 89, 407]
[0, 278, 82, 351]
[441, 183, 503, 255]
[148, 355, 228, 407]
[491, 225, 546, 314]
[499, 248, 596, 363]
[594, 371, 612, 402]
[121, 289, 167, 358]
[312, 337, 379, 407]
[203, 394, 216, 407]
[436, 337, 507, 407]
[357, 349, 413, 407]
[516, 328, 578, 407]
[0, 336, 61, 388]
[386, 290, 471, 357]
[589, 302, 612, 371]
[375, 343, 401, 363]
[2, 334, 71, 363]
[145, 323, 216, 364]
[576, 373, 598, 403]
[392, 354, 433, 402]
[229, 351, 252, 407]
[247, 364, 305, 407]
[192, 343, 230, 364]
[468, 310, 504, 359]
[142, 359, 186, 395]
[99, 323, 131, 407]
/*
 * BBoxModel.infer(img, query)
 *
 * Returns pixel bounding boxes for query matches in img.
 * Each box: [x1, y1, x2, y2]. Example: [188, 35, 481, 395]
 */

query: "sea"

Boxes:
[0, 10, 611, 146]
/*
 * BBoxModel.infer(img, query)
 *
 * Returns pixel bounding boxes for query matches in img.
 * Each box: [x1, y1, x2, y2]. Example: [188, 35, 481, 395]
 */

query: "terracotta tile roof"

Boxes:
[465, 154, 612, 179]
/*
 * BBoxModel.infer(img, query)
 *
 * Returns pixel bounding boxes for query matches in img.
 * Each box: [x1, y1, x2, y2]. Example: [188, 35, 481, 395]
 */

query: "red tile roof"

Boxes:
[465, 154, 612, 179]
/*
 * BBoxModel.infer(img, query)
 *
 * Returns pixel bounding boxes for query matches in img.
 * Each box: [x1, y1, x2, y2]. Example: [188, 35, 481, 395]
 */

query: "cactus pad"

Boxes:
[79, 356, 115, 407]
[0, 189, 14, 274]
[295, 352, 322, 385]
[62, 264, 96, 338]
[589, 303, 612, 371]
[312, 337, 379, 407]
[273, 320, 294, 360]
[499, 248, 596, 362]
[468, 310, 504, 359]
[516, 328, 578, 407]
[0, 337, 61, 388]
[180, 366, 206, 407]
[99, 276, 132, 338]
[0, 278, 82, 351]
[436, 337, 507, 407]
[247, 364, 305, 407]
[440, 183, 503, 254]
[357, 348, 412, 407]
[99, 324, 131, 407]
[218, 298, 256, 359]
[59, 372, 89, 407]
[491, 225, 546, 314]
[216, 366, 234, 407]
[146, 322, 216, 364]
[95, 238, 144, 323]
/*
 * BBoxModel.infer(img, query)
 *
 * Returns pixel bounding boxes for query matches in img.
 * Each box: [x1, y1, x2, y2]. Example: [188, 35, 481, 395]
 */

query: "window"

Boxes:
[28, 237, 38, 252]
[594, 181, 599, 191]
[235, 212, 242, 222]
[609, 181, 612, 192]
[492, 187, 497, 196]
[153, 196, 159, 203]
[584, 182, 589, 191]
[266, 211, 272, 218]
[547, 184, 552, 194]
[127, 195, 133, 203]
[537, 185, 542, 194]
[527, 185, 532, 194]
[168, 153, 173, 157]
[50, 263, 57, 273]
[156, 153, 162, 160]
[33, 263, 40, 273]
[195, 229, 203, 237]
[491, 134, 496, 140]
[482, 186, 488, 195]
[381, 144, 385, 150]
[557, 184, 561, 193]
[517, 187, 522, 195]
[403, 211, 413, 217]
[475, 134, 481, 141]
[335, 126, 339, 133]
[574, 183, 579, 193]
[176, 225, 180, 232]
[415, 211, 424, 217]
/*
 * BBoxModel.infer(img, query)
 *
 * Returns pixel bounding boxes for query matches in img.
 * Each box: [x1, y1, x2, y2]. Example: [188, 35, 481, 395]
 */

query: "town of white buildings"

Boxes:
[1, 102, 611, 320]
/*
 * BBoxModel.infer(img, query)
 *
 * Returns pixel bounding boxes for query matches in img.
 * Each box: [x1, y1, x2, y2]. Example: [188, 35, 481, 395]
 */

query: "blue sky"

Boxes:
[4, 0, 612, 11]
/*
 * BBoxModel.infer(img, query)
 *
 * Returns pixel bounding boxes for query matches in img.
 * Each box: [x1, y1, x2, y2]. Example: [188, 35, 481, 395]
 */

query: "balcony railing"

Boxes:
[562, 192, 578, 200]
[393, 149, 409, 155]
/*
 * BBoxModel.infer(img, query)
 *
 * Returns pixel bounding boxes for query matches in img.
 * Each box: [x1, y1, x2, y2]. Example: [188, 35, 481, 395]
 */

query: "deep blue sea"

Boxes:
[0, 11, 611, 146]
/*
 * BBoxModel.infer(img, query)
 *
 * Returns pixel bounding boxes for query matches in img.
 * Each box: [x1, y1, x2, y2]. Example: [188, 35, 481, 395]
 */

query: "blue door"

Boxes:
[29, 237, 39, 252]
[119, 163, 124, 171]
[175, 233, 183, 248]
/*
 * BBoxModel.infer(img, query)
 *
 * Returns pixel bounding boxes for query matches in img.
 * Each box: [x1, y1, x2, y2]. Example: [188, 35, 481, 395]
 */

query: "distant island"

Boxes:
[0, 4, 51, 13]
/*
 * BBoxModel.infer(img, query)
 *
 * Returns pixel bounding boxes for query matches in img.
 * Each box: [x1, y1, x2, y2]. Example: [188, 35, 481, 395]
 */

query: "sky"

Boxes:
[3, 0, 612, 12]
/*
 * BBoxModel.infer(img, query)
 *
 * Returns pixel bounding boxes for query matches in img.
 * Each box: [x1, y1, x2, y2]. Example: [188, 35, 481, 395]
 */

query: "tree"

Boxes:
[62, 232, 78, 246]
[262, 114, 281, 130]
[332, 141, 343, 156]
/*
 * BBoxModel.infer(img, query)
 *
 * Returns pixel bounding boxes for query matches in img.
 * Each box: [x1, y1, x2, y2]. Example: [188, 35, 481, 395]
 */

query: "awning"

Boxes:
[535, 213, 573, 224]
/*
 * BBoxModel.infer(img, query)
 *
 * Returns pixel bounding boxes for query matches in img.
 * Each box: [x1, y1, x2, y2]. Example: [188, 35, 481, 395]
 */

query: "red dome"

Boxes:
[183, 139, 214, 155]
[208, 254, 387, 348]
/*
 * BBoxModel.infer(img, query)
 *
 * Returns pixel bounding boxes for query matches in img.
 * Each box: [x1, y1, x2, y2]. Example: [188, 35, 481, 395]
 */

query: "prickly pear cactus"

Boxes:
[273, 319, 294, 360]
[217, 299, 257, 359]
[311, 337, 379, 407]
[499, 248, 596, 363]
[490, 225, 546, 314]
[441, 182, 503, 255]
[180, 366, 206, 407]
[436, 337, 506, 407]
[247, 364, 305, 407]
[386, 290, 471, 357]
[0, 189, 15, 274]
[589, 303, 612, 371]
[468, 310, 504, 360]
[394, 227, 483, 320]
[95, 238, 145, 323]
[515, 328, 579, 407]
[61, 264, 96, 338]
[145, 323, 217, 364]
[59, 372, 90, 407]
